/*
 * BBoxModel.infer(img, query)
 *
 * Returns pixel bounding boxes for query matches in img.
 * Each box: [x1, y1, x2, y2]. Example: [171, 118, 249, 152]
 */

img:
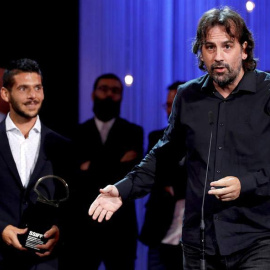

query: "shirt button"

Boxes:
[219, 123, 224, 126]
[216, 170, 221, 173]
[218, 146, 222, 150]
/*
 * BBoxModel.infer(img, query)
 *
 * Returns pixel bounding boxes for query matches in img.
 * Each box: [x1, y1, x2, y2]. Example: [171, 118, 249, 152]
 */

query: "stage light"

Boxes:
[125, 74, 133, 86]
[246, 1, 255, 12]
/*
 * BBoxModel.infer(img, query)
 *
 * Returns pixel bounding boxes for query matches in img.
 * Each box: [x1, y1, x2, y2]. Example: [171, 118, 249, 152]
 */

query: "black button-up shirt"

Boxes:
[116, 70, 270, 256]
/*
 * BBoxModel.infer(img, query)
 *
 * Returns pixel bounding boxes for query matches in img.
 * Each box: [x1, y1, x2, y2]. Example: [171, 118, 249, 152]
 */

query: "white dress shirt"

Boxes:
[6, 113, 41, 187]
[94, 117, 115, 144]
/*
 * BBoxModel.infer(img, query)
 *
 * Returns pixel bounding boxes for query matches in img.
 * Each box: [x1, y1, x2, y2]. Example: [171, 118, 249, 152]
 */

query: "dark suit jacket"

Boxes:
[139, 128, 186, 247]
[70, 117, 143, 258]
[0, 120, 72, 268]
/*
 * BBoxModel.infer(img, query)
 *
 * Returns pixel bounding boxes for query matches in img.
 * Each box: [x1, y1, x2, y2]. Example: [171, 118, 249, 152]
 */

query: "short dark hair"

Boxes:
[192, 6, 256, 72]
[167, 81, 185, 91]
[3, 58, 42, 90]
[93, 73, 123, 92]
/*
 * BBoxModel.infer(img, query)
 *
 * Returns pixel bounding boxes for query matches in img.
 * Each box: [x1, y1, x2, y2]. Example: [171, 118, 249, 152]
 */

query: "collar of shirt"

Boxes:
[94, 117, 115, 133]
[6, 113, 41, 138]
[201, 71, 257, 95]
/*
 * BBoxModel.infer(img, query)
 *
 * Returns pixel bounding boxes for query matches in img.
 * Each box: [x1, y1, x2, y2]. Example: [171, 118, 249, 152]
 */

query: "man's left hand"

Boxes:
[208, 176, 241, 201]
[35, 225, 59, 257]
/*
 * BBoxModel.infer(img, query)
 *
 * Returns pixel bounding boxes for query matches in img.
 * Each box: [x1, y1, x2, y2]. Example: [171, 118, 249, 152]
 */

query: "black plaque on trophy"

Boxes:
[19, 175, 69, 252]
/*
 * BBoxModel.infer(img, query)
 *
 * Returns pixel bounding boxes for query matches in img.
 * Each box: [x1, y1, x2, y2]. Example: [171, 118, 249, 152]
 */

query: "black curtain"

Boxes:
[1, 1, 79, 138]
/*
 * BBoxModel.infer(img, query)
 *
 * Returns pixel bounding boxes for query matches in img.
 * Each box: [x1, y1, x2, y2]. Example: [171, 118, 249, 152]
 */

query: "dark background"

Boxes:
[1, 1, 79, 138]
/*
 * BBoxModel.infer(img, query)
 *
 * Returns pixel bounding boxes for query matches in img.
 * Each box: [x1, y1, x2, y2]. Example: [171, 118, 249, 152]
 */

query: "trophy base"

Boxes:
[18, 229, 48, 253]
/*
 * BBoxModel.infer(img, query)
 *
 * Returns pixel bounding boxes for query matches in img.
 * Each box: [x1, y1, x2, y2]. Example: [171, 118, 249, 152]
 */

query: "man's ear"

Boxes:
[0, 87, 10, 103]
[242, 41, 248, 60]
[200, 53, 204, 62]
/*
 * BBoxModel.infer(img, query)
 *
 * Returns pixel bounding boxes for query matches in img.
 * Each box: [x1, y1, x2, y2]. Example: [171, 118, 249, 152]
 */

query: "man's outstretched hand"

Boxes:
[88, 185, 123, 222]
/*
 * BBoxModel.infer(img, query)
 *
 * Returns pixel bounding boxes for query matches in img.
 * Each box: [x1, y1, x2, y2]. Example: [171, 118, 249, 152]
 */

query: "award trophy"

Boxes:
[19, 175, 69, 252]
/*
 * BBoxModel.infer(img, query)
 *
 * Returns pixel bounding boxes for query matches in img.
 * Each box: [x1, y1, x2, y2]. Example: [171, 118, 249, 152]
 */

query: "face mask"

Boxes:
[93, 97, 121, 122]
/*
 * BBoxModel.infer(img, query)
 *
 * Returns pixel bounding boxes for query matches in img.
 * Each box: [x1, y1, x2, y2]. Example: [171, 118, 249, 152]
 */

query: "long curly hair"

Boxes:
[192, 6, 257, 71]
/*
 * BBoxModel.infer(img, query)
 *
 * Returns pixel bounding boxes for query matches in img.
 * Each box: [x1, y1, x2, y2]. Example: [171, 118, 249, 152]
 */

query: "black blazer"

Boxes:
[0, 119, 72, 267]
[70, 117, 143, 250]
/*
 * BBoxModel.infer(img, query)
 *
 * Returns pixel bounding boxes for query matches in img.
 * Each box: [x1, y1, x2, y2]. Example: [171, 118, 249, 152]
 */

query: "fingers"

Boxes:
[98, 210, 114, 222]
[44, 225, 59, 239]
[36, 250, 51, 257]
[100, 185, 114, 194]
[35, 242, 52, 257]
[89, 204, 112, 222]
[97, 209, 107, 222]
[90, 204, 114, 222]
[35, 242, 51, 256]
[92, 205, 103, 221]
[89, 200, 99, 216]
[105, 211, 114, 221]
[88, 185, 122, 222]
[35, 226, 59, 257]
[210, 176, 238, 190]
[17, 228, 28, 235]
[100, 185, 119, 197]
[210, 177, 234, 189]
[209, 176, 241, 201]
[2, 225, 28, 250]
[212, 188, 229, 200]
[212, 188, 236, 201]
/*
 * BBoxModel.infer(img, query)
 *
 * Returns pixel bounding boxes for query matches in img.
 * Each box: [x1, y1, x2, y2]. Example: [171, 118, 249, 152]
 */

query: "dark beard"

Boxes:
[210, 62, 241, 88]
[10, 98, 40, 119]
[93, 97, 121, 122]
[213, 73, 236, 88]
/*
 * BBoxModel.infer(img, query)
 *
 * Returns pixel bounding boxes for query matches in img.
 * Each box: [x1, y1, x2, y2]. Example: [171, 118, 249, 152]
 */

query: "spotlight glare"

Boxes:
[125, 74, 133, 86]
[246, 1, 255, 12]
